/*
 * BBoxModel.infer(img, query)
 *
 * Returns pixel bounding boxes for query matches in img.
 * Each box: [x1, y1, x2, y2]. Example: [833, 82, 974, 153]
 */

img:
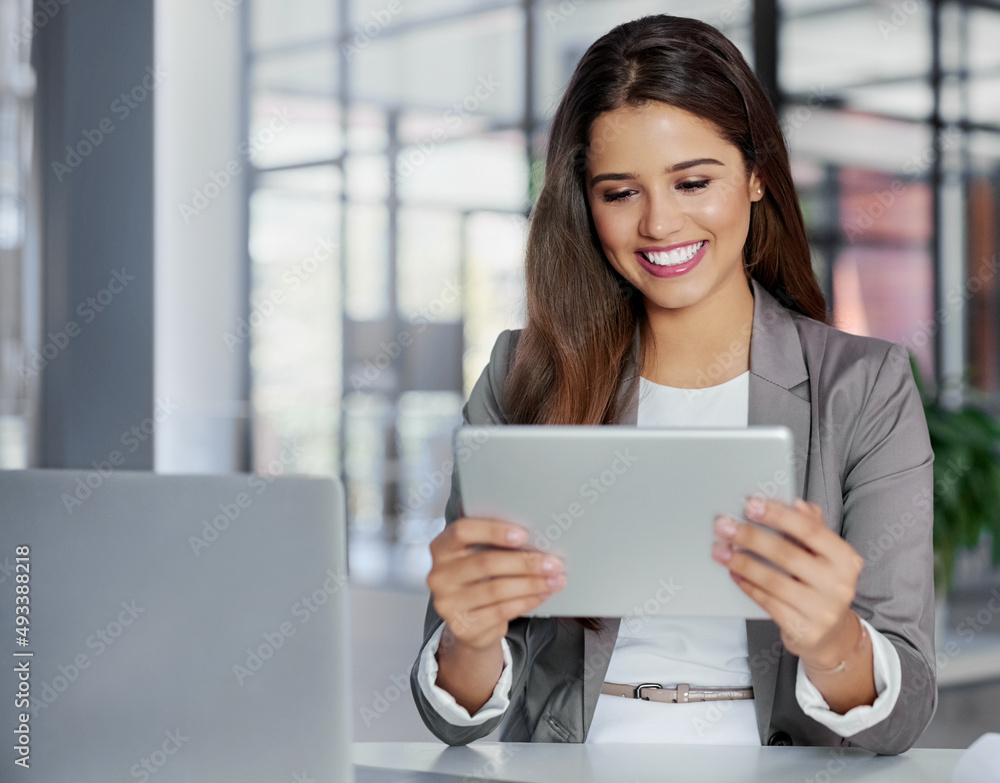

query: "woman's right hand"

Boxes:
[427, 516, 566, 653]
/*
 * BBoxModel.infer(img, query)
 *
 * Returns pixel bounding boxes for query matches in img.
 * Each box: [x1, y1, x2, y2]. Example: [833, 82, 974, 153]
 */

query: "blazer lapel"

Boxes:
[582, 616, 621, 738]
[746, 278, 811, 508]
[582, 278, 812, 743]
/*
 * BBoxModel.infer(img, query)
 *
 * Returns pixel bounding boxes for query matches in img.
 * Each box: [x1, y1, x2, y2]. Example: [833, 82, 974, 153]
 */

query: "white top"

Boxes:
[418, 371, 902, 742]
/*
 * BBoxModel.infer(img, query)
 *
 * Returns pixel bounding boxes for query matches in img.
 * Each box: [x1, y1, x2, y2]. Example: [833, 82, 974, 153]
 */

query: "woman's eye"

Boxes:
[602, 189, 635, 204]
[678, 180, 710, 192]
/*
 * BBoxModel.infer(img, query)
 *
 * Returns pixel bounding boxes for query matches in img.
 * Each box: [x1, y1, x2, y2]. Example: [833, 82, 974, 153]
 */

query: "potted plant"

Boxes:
[910, 356, 1000, 595]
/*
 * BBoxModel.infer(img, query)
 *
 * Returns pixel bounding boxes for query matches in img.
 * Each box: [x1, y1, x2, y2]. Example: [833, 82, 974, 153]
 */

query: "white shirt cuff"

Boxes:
[794, 618, 902, 737]
[416, 623, 513, 727]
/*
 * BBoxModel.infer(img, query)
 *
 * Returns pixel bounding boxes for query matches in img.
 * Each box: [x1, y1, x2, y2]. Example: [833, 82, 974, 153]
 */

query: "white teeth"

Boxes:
[644, 241, 706, 266]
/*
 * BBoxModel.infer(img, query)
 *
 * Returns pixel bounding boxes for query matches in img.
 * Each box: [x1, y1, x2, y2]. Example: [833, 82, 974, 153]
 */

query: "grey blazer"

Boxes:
[411, 278, 937, 755]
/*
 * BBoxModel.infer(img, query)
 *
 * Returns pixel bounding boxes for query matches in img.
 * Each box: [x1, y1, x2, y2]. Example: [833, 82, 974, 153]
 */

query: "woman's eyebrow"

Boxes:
[589, 158, 725, 188]
[667, 157, 725, 172]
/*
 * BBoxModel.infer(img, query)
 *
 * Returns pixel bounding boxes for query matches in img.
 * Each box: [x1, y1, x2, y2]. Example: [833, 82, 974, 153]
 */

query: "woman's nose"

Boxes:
[639, 191, 684, 238]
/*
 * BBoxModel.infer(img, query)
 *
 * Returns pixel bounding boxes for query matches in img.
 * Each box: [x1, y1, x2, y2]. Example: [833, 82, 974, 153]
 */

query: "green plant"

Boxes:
[910, 355, 1000, 593]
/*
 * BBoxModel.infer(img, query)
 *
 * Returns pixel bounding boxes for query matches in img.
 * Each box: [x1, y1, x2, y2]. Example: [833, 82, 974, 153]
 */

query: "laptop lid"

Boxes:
[0, 469, 350, 783]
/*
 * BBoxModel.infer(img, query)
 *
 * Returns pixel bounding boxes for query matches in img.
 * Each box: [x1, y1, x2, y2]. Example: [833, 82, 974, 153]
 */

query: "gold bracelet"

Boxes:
[803, 615, 868, 675]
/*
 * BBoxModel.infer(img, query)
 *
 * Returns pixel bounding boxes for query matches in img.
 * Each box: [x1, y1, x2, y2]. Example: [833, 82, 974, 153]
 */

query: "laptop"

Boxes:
[0, 469, 350, 783]
[454, 425, 796, 619]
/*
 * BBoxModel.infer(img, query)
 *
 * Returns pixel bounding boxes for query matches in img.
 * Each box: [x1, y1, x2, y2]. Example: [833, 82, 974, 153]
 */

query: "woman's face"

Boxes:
[585, 101, 763, 316]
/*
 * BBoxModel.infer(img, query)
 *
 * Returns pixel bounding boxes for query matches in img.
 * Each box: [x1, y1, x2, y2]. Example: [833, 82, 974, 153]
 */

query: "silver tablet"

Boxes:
[454, 425, 795, 619]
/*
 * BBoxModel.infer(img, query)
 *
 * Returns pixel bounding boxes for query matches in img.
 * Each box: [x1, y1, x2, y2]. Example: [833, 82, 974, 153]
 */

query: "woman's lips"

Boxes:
[635, 240, 708, 278]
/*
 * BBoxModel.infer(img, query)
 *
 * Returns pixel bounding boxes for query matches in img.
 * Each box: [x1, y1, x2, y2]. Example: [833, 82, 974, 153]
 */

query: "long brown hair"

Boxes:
[503, 15, 827, 634]
[504, 14, 826, 432]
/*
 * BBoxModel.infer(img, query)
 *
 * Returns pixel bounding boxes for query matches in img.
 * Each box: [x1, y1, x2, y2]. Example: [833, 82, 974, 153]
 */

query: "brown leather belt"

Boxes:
[602, 681, 754, 704]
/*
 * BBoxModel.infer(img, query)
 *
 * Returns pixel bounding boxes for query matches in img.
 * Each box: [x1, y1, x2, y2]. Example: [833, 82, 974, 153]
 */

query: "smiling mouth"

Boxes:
[640, 241, 707, 267]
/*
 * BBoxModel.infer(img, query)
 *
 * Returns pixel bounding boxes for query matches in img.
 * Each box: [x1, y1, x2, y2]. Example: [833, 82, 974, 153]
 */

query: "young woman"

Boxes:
[410, 14, 936, 753]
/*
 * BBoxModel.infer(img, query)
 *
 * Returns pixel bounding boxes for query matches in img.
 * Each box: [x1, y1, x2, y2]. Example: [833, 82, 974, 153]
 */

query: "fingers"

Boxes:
[714, 539, 813, 608]
[713, 516, 814, 582]
[713, 504, 858, 600]
[435, 577, 562, 648]
[742, 497, 854, 563]
[428, 516, 566, 649]
[713, 497, 864, 659]
[442, 589, 556, 650]
[428, 553, 565, 606]
[716, 497, 862, 581]
[427, 517, 564, 596]
[429, 516, 530, 563]
[476, 590, 558, 629]
[726, 549, 847, 644]
[441, 547, 564, 587]
[456, 574, 566, 616]
[727, 570, 813, 644]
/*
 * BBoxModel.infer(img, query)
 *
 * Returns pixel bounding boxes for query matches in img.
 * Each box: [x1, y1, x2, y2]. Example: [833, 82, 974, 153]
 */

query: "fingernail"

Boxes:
[744, 497, 765, 520]
[507, 528, 526, 546]
[715, 515, 737, 538]
[547, 573, 566, 589]
[541, 557, 559, 574]
[712, 543, 732, 563]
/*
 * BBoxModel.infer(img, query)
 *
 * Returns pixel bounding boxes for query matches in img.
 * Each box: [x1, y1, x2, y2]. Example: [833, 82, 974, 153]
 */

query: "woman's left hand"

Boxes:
[711, 496, 865, 670]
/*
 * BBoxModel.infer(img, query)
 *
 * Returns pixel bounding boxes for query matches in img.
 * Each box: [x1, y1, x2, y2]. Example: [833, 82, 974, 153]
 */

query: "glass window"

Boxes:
[252, 48, 339, 98]
[248, 93, 341, 169]
[392, 390, 464, 587]
[396, 131, 528, 212]
[398, 209, 462, 322]
[351, 0, 492, 26]
[353, 7, 524, 122]
[343, 390, 394, 581]
[251, 0, 336, 51]
[781, 4, 931, 94]
[249, 167, 342, 476]
[969, 75, 1000, 127]
[968, 175, 1000, 394]
[347, 104, 389, 153]
[782, 1, 1000, 401]
[463, 211, 527, 395]
[245, 0, 756, 583]
[345, 203, 390, 321]
[242, 0, 1000, 587]
[968, 6, 1000, 71]
[345, 152, 390, 203]
[839, 80, 933, 123]
[822, 165, 935, 377]
[535, 0, 752, 125]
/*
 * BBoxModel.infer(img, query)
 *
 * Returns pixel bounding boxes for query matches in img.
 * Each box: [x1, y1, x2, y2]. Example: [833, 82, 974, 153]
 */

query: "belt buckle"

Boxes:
[634, 682, 662, 701]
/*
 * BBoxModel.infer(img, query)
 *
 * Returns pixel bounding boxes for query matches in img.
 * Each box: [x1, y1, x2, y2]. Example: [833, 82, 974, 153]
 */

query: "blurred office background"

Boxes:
[2, 0, 999, 746]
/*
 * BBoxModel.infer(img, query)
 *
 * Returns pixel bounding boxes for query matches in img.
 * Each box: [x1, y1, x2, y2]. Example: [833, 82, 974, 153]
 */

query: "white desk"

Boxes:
[354, 742, 964, 782]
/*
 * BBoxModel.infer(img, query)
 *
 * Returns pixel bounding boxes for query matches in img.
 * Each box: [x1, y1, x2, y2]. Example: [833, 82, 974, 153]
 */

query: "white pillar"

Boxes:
[154, 0, 247, 471]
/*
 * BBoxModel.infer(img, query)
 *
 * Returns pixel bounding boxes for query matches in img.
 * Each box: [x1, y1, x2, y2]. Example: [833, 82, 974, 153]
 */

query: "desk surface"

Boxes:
[354, 742, 964, 783]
